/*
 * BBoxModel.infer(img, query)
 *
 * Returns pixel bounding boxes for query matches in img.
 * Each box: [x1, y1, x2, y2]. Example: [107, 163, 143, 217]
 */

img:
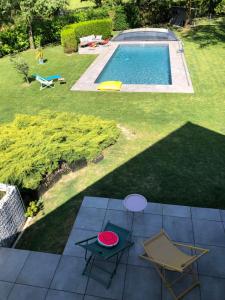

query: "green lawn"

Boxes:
[0, 20, 225, 253]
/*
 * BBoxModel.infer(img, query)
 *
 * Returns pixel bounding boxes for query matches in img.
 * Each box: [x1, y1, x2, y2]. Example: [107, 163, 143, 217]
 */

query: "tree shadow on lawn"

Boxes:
[182, 22, 225, 48]
[16, 122, 225, 253]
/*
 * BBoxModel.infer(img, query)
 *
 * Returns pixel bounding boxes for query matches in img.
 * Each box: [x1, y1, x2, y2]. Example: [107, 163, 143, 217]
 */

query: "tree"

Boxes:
[10, 55, 30, 83]
[16, 0, 68, 49]
[1, 0, 68, 48]
[0, 0, 17, 25]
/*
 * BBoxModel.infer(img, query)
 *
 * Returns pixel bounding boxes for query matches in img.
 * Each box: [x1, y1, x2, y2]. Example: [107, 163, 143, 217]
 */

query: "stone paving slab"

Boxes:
[8, 284, 48, 300]
[84, 296, 109, 300]
[74, 206, 106, 231]
[82, 196, 109, 209]
[16, 252, 61, 288]
[191, 207, 221, 221]
[46, 289, 83, 300]
[50, 256, 88, 294]
[163, 215, 194, 243]
[0, 248, 29, 282]
[144, 202, 162, 215]
[123, 265, 161, 300]
[199, 275, 225, 300]
[85, 262, 126, 300]
[63, 228, 98, 258]
[193, 219, 225, 246]
[0, 281, 13, 300]
[107, 198, 125, 211]
[103, 209, 133, 231]
[162, 204, 191, 218]
[1, 196, 225, 300]
[196, 244, 225, 278]
[162, 276, 201, 300]
[132, 213, 162, 237]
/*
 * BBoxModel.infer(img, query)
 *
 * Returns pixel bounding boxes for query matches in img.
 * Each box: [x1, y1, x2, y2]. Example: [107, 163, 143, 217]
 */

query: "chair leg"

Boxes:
[107, 253, 120, 288]
[152, 264, 200, 300]
[82, 254, 94, 275]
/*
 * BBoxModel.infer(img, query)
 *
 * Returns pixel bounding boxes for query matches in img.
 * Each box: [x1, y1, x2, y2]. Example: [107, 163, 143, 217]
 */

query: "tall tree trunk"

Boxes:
[185, 0, 192, 27]
[28, 21, 35, 49]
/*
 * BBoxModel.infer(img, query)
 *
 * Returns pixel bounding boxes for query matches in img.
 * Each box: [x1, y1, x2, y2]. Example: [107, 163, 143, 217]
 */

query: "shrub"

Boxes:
[0, 25, 29, 57]
[113, 6, 128, 30]
[0, 111, 119, 191]
[10, 55, 30, 83]
[25, 200, 42, 218]
[73, 18, 112, 40]
[73, 7, 109, 23]
[61, 18, 112, 52]
[61, 27, 78, 53]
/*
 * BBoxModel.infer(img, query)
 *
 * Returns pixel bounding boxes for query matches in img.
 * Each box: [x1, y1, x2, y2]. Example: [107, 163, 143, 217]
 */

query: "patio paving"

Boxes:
[0, 196, 225, 299]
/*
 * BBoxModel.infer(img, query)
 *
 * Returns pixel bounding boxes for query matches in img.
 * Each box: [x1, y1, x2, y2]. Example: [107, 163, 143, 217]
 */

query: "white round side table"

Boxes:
[123, 194, 147, 213]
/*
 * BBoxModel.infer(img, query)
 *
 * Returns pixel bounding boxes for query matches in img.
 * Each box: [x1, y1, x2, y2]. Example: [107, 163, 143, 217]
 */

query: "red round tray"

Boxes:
[97, 231, 119, 247]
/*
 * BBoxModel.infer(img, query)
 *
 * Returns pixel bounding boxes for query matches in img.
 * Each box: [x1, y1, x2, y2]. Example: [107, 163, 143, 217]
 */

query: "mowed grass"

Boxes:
[0, 21, 225, 253]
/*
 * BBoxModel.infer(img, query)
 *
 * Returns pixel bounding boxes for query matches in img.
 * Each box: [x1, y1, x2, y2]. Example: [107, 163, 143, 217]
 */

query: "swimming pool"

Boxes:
[95, 44, 172, 85]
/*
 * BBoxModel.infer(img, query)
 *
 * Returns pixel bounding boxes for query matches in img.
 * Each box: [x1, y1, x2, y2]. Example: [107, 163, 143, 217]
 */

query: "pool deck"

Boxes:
[0, 196, 225, 299]
[71, 41, 194, 93]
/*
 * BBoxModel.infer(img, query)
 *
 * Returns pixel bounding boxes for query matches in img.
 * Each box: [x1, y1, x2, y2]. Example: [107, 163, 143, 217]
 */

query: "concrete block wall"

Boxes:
[0, 183, 26, 247]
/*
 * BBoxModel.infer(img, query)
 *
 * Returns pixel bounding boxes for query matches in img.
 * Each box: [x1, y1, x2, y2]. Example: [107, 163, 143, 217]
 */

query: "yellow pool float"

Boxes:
[97, 81, 122, 91]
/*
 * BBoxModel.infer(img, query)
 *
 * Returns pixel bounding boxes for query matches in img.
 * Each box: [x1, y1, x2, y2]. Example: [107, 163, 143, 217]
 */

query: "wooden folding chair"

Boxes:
[140, 230, 209, 300]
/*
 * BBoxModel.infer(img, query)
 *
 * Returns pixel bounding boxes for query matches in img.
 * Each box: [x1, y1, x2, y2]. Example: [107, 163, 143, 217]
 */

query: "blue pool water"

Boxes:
[95, 44, 172, 85]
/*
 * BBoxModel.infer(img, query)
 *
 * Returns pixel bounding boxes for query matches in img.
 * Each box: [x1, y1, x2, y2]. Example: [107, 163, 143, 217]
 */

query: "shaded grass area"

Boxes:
[0, 21, 224, 252]
[183, 18, 225, 48]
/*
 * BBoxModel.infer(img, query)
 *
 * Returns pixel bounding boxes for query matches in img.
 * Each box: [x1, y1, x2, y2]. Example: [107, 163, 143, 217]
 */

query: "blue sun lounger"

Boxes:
[44, 74, 62, 81]
[32, 74, 62, 81]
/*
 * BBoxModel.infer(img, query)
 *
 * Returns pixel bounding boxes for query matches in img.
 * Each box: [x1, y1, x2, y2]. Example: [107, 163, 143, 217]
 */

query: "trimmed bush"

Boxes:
[0, 111, 119, 191]
[61, 18, 112, 52]
[61, 28, 78, 53]
[73, 18, 112, 40]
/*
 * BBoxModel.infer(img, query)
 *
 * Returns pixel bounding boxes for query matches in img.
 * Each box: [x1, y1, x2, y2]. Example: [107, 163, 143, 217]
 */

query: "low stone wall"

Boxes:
[0, 183, 26, 247]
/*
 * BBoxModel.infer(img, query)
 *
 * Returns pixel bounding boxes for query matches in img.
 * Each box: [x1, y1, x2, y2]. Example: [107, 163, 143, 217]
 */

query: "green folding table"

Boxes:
[75, 222, 133, 288]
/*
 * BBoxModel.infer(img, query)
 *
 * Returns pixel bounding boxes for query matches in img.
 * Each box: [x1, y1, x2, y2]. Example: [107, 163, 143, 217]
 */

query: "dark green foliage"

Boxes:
[0, 13, 77, 57]
[71, 6, 127, 30]
[124, 3, 140, 28]
[61, 28, 78, 53]
[10, 55, 30, 83]
[130, 0, 171, 26]
[113, 6, 128, 30]
[61, 18, 112, 52]
[215, 0, 225, 14]
[72, 7, 109, 23]
[0, 25, 29, 56]
[0, 112, 119, 191]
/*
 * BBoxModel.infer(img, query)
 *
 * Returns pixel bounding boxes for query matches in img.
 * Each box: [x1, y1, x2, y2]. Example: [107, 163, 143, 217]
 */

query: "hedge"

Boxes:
[61, 28, 78, 53]
[0, 111, 120, 191]
[61, 18, 112, 53]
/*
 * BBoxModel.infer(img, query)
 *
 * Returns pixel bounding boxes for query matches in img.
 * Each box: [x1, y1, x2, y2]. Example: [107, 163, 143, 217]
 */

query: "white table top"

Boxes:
[123, 194, 147, 212]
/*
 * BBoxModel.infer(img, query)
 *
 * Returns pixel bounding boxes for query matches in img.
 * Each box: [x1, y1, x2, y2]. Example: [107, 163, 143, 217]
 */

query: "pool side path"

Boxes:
[71, 41, 194, 93]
